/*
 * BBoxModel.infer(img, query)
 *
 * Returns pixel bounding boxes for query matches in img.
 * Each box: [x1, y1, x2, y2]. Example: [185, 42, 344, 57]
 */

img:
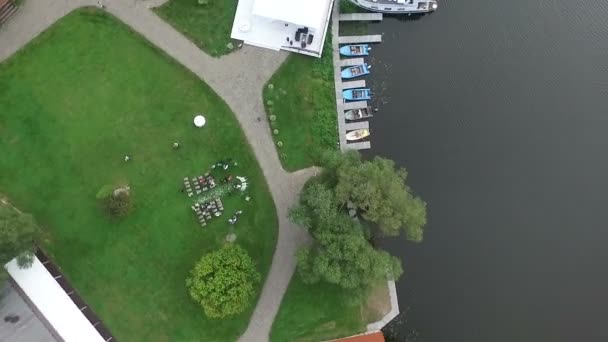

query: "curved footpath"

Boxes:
[0, 1, 314, 340]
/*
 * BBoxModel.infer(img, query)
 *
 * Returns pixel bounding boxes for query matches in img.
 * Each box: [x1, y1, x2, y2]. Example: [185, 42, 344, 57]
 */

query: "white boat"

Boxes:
[348, 0, 438, 14]
[345, 129, 370, 141]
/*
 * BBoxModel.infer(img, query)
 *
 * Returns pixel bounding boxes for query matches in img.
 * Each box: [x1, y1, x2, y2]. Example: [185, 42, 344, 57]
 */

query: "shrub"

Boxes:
[105, 190, 132, 217]
[97, 185, 132, 218]
[269, 115, 277, 122]
[273, 129, 279, 135]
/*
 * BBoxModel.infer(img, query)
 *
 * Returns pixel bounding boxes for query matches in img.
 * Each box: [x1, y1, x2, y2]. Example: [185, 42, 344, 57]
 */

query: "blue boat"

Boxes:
[343, 88, 372, 101]
[341, 64, 371, 79]
[339, 44, 371, 57]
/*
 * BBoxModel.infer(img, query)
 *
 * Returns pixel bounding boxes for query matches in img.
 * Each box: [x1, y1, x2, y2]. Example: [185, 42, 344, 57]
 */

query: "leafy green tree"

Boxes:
[291, 183, 402, 297]
[322, 150, 427, 242]
[0, 203, 41, 280]
[186, 244, 260, 318]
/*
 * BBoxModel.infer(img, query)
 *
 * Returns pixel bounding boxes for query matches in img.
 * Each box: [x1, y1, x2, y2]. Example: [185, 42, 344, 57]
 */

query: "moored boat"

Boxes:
[345, 107, 374, 121]
[346, 129, 370, 141]
[343, 88, 372, 101]
[341, 64, 371, 79]
[339, 44, 371, 57]
[347, 0, 438, 14]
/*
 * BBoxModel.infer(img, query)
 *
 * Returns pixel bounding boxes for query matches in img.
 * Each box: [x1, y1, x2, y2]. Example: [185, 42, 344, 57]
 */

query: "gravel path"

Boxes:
[0, 1, 314, 340]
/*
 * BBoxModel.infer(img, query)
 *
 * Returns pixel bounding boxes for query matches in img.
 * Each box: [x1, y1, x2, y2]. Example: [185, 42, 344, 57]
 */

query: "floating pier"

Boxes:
[345, 121, 369, 131]
[342, 80, 366, 89]
[339, 13, 383, 21]
[332, 5, 382, 151]
[338, 34, 382, 44]
[343, 101, 368, 110]
[344, 141, 371, 150]
[340, 57, 365, 67]
[332, 2, 348, 150]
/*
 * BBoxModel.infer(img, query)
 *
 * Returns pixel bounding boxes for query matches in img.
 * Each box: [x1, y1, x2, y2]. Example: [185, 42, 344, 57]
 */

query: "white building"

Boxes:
[231, 0, 334, 58]
[4, 256, 109, 342]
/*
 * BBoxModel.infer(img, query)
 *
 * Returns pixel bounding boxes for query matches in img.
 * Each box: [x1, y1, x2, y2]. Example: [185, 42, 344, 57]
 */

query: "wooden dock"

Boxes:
[340, 57, 365, 67]
[345, 141, 371, 150]
[342, 80, 366, 89]
[345, 121, 369, 131]
[339, 13, 383, 21]
[338, 34, 382, 44]
[332, 3, 347, 150]
[332, 7, 375, 151]
[344, 101, 368, 110]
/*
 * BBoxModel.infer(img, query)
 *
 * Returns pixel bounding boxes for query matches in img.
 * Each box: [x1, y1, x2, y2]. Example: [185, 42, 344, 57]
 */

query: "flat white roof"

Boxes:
[252, 0, 331, 30]
[5, 257, 106, 342]
[231, 0, 333, 57]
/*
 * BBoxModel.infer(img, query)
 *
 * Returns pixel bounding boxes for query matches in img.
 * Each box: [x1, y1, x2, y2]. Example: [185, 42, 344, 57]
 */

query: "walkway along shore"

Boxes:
[0, 1, 314, 341]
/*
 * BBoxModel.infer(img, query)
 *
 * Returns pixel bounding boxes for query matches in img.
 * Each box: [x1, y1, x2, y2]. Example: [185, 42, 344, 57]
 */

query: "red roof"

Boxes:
[334, 332, 385, 342]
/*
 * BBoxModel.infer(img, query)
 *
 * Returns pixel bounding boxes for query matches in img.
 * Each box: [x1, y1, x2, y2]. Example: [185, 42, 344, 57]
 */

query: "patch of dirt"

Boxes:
[315, 320, 336, 332]
[362, 280, 391, 323]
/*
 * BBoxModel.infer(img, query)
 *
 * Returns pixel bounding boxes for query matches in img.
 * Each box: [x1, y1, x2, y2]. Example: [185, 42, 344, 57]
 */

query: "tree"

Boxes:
[322, 150, 427, 242]
[186, 244, 260, 318]
[291, 183, 402, 297]
[0, 203, 41, 280]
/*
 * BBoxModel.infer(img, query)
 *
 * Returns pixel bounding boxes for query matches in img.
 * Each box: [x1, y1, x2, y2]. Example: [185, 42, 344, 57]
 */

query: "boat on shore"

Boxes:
[345, 107, 374, 121]
[346, 129, 370, 141]
[347, 0, 438, 14]
[341, 64, 371, 79]
[343, 88, 372, 101]
[339, 44, 371, 57]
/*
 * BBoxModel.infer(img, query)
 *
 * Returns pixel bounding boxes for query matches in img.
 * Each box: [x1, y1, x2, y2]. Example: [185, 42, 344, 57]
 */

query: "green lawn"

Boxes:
[0, 9, 277, 342]
[263, 39, 338, 171]
[154, 0, 238, 57]
[270, 275, 369, 342]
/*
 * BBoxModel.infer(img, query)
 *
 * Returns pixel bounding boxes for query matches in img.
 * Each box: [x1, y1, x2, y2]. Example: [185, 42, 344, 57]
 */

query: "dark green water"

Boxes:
[363, 0, 608, 340]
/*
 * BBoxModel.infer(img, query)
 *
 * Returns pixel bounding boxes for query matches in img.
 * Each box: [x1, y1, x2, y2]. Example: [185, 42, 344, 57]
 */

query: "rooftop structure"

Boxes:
[0, 282, 56, 342]
[329, 331, 385, 342]
[231, 0, 334, 57]
[5, 256, 108, 342]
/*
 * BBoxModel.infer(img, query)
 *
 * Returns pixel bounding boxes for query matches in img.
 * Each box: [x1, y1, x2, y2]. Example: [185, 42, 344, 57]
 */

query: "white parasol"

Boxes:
[194, 115, 206, 127]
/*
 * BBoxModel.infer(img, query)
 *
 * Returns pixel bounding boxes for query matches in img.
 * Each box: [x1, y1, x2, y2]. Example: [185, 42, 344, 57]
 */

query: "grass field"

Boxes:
[270, 275, 389, 342]
[0, 9, 277, 341]
[154, 0, 238, 57]
[263, 39, 338, 171]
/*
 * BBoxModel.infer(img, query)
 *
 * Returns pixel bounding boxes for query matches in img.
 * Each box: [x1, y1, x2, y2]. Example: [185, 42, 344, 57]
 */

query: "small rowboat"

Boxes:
[341, 64, 371, 79]
[339, 44, 371, 57]
[346, 129, 370, 141]
[343, 88, 372, 101]
[345, 107, 373, 121]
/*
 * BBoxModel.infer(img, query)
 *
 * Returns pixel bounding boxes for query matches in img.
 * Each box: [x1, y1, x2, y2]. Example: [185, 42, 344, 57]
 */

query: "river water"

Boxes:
[362, 0, 608, 341]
